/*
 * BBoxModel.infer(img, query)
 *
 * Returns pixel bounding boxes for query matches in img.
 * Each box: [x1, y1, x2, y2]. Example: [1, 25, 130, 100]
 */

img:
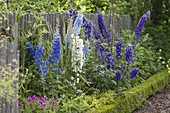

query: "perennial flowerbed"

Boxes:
[14, 10, 165, 112]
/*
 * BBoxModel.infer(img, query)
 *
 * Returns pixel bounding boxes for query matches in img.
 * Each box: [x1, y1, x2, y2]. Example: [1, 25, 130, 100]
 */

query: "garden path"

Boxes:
[133, 85, 170, 113]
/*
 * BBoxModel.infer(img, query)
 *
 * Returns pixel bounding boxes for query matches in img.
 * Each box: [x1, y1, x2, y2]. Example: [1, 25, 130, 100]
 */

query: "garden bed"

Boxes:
[86, 69, 170, 113]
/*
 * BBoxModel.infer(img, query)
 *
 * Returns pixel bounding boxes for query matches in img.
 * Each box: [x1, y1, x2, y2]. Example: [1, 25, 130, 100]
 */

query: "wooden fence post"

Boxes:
[0, 22, 19, 113]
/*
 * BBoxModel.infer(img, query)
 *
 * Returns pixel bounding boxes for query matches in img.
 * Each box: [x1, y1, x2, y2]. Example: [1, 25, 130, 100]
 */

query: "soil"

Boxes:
[133, 85, 170, 113]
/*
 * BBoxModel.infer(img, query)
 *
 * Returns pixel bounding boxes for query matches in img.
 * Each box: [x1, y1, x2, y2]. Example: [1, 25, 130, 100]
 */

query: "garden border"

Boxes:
[86, 69, 170, 113]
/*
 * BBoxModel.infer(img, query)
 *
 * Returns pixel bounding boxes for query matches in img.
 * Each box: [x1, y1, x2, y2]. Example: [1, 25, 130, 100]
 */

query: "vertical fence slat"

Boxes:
[12, 22, 19, 113]
[0, 40, 7, 113]
[6, 41, 13, 113]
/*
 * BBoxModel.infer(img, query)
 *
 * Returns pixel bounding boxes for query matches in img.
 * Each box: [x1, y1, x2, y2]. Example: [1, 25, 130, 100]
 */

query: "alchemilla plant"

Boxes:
[0, 60, 19, 103]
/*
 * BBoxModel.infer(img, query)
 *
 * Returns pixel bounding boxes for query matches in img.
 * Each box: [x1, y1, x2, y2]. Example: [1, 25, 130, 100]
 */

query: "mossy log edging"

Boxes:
[86, 70, 170, 113]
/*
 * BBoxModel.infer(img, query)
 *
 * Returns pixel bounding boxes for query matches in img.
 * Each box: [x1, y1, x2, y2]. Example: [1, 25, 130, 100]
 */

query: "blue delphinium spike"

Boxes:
[72, 14, 83, 36]
[124, 45, 133, 64]
[105, 48, 114, 69]
[114, 70, 122, 81]
[82, 17, 93, 41]
[130, 68, 140, 79]
[97, 13, 111, 42]
[115, 40, 122, 59]
[135, 11, 150, 44]
[34, 42, 44, 67]
[95, 43, 105, 61]
[25, 42, 35, 58]
[51, 33, 61, 69]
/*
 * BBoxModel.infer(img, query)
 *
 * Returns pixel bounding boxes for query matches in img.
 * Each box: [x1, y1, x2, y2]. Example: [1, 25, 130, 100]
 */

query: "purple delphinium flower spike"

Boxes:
[95, 43, 114, 69]
[95, 43, 105, 61]
[135, 11, 151, 44]
[105, 48, 114, 69]
[124, 45, 133, 64]
[97, 13, 111, 42]
[115, 40, 122, 59]
[72, 14, 83, 36]
[25, 42, 35, 58]
[114, 70, 122, 81]
[82, 17, 93, 40]
[130, 68, 140, 79]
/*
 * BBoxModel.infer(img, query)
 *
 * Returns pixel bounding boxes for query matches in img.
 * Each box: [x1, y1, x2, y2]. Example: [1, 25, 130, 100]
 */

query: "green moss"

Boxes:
[86, 70, 170, 113]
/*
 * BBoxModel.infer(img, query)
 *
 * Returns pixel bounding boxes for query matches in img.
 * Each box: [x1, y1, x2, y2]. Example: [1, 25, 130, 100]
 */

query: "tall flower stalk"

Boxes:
[135, 11, 150, 44]
[97, 13, 111, 43]
[50, 33, 61, 73]
[124, 45, 133, 64]
[71, 36, 84, 72]
[34, 42, 44, 67]
[114, 70, 122, 81]
[70, 14, 86, 73]
[115, 40, 122, 59]
[82, 17, 93, 41]
[72, 14, 83, 36]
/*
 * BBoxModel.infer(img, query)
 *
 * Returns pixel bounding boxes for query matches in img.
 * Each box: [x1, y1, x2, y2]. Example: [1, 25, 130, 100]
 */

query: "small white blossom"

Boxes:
[71, 76, 74, 80]
[162, 61, 165, 64]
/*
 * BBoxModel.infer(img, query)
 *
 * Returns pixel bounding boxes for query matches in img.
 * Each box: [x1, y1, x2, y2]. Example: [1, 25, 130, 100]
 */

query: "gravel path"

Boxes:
[133, 85, 170, 113]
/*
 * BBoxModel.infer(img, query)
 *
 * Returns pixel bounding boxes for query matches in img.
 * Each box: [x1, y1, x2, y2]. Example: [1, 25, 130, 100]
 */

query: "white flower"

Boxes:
[71, 35, 84, 72]
[159, 49, 162, 52]
[71, 76, 74, 80]
[162, 61, 165, 64]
